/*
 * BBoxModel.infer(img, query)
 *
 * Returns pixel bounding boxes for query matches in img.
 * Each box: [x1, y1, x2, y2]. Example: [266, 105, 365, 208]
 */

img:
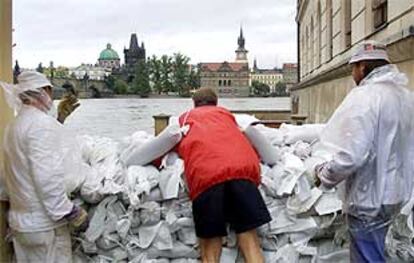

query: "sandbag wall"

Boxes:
[68, 122, 414, 263]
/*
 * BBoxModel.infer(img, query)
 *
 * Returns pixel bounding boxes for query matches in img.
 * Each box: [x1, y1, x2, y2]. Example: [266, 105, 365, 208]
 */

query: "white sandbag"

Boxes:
[146, 241, 199, 259]
[62, 134, 87, 193]
[153, 222, 174, 250]
[220, 247, 238, 263]
[139, 201, 162, 226]
[126, 165, 160, 207]
[233, 113, 259, 131]
[121, 122, 188, 167]
[273, 244, 300, 262]
[244, 125, 279, 166]
[314, 190, 343, 215]
[159, 157, 184, 200]
[287, 187, 323, 215]
[272, 153, 306, 196]
[138, 221, 163, 249]
[279, 123, 325, 144]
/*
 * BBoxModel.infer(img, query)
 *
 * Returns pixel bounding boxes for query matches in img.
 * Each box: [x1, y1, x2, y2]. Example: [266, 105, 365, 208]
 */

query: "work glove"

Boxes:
[313, 163, 326, 187]
[58, 94, 80, 123]
[65, 205, 89, 232]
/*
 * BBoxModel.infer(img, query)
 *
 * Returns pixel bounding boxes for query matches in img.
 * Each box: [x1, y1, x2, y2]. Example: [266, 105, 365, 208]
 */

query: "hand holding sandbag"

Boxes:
[65, 205, 89, 231]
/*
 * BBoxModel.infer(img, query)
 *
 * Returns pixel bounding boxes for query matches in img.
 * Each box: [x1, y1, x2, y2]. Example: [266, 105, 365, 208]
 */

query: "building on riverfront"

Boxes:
[98, 43, 121, 69]
[199, 27, 250, 97]
[293, 0, 414, 123]
[123, 33, 146, 82]
[250, 59, 283, 93]
[282, 63, 298, 91]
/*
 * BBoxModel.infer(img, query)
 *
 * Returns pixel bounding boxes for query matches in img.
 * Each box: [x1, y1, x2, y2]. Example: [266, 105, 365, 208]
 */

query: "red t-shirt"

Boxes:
[177, 106, 260, 200]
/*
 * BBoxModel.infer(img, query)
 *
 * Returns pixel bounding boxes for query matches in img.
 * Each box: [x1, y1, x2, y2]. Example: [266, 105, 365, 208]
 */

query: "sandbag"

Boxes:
[244, 125, 279, 166]
[280, 123, 325, 144]
[121, 122, 188, 167]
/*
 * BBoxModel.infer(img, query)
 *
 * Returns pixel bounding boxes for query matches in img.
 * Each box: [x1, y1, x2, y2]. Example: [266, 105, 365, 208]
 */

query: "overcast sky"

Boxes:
[13, 0, 297, 69]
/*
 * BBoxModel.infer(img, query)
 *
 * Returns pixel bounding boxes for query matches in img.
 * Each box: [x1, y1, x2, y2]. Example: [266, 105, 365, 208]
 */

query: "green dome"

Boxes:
[99, 43, 120, 60]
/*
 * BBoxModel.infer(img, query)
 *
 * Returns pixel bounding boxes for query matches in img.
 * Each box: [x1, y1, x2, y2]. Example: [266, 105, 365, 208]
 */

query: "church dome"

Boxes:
[99, 43, 120, 60]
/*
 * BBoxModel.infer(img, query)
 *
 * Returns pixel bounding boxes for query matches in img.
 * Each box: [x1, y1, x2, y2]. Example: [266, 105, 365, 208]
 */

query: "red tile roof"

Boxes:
[283, 63, 298, 69]
[200, 62, 248, 72]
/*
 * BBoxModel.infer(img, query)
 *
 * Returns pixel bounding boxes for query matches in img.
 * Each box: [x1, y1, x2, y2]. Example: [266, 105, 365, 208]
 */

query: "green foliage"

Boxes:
[251, 80, 270, 97]
[114, 78, 129, 94]
[172, 53, 190, 97]
[104, 75, 116, 91]
[160, 55, 173, 94]
[188, 66, 201, 90]
[273, 81, 289, 97]
[144, 53, 198, 97]
[132, 59, 151, 97]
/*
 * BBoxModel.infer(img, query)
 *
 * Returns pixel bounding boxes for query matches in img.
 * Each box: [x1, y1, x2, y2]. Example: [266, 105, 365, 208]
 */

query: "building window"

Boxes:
[219, 80, 222, 86]
[223, 80, 227, 86]
[228, 80, 232, 86]
[317, 1, 322, 66]
[343, 0, 351, 48]
[373, 0, 387, 29]
[326, 0, 333, 60]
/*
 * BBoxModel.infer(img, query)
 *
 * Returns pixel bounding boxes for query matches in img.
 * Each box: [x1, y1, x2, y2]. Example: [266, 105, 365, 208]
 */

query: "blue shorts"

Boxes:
[192, 179, 271, 238]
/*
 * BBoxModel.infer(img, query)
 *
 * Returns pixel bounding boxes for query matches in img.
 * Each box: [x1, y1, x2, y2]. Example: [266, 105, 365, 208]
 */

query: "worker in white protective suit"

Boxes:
[0, 71, 87, 263]
[314, 41, 414, 262]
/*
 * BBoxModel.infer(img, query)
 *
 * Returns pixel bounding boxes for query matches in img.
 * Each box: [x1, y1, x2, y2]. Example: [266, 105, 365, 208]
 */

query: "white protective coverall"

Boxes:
[3, 105, 74, 263]
[317, 64, 414, 219]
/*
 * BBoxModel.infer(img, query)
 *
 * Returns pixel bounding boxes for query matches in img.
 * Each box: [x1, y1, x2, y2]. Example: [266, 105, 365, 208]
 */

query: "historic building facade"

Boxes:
[282, 63, 298, 90]
[69, 64, 110, 81]
[199, 28, 250, 97]
[293, 0, 413, 123]
[123, 33, 146, 81]
[250, 59, 283, 93]
[98, 43, 120, 69]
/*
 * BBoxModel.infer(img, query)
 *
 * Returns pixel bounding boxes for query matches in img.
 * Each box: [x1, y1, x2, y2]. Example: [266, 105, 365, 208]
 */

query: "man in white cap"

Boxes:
[1, 71, 87, 263]
[313, 41, 414, 262]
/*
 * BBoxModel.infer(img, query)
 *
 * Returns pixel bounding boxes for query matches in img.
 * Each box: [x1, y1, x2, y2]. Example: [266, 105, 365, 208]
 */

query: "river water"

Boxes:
[64, 97, 291, 139]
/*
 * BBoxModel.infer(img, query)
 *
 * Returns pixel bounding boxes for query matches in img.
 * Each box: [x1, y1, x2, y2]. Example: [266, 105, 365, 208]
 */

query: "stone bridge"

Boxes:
[51, 78, 113, 99]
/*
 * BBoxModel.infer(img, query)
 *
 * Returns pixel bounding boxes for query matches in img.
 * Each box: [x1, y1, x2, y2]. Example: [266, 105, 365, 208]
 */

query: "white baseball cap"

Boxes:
[349, 40, 390, 64]
[17, 71, 53, 94]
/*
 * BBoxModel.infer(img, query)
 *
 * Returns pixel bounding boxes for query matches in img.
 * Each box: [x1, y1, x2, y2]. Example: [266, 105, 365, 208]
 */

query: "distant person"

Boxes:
[314, 41, 414, 262]
[0, 71, 87, 263]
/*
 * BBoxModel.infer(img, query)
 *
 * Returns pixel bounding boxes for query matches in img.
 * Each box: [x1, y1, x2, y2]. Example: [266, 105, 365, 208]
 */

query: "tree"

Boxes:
[273, 81, 289, 97]
[36, 63, 44, 73]
[114, 78, 129, 94]
[188, 66, 201, 90]
[171, 53, 190, 96]
[132, 59, 151, 97]
[251, 81, 270, 97]
[160, 55, 173, 94]
[104, 75, 116, 91]
[148, 55, 163, 94]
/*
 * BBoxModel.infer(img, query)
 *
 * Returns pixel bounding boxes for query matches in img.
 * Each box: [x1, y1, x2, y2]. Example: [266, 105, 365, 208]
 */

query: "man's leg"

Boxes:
[348, 215, 389, 263]
[192, 184, 227, 262]
[199, 237, 223, 263]
[225, 180, 271, 263]
[12, 229, 55, 263]
[237, 229, 264, 263]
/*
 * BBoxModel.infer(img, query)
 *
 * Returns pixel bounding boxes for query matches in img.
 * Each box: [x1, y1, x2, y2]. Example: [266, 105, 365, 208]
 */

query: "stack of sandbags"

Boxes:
[68, 121, 413, 263]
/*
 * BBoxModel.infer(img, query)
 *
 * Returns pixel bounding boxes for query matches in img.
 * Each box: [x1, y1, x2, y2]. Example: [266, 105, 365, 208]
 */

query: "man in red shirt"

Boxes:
[177, 88, 271, 262]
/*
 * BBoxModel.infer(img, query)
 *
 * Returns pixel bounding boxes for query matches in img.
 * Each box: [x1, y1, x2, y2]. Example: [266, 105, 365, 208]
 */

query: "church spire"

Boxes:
[238, 26, 245, 49]
[129, 33, 139, 50]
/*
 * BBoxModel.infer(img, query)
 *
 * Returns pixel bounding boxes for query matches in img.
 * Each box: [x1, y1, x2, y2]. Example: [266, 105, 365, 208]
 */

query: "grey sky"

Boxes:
[13, 0, 297, 69]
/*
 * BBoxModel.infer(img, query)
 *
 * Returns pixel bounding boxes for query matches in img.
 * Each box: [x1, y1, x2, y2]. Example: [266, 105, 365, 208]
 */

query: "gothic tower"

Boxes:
[123, 33, 146, 81]
[235, 27, 248, 63]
